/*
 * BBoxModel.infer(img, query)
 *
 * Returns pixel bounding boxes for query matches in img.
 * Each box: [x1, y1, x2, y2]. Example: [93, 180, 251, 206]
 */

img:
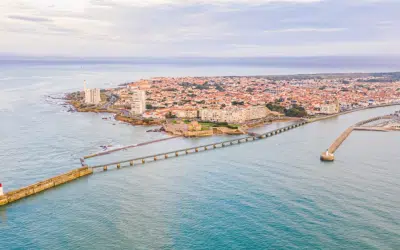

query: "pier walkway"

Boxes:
[90, 121, 308, 171]
[83, 136, 181, 160]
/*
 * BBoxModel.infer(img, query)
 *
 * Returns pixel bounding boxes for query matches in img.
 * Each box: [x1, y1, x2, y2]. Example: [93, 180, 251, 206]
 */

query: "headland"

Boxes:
[65, 72, 400, 137]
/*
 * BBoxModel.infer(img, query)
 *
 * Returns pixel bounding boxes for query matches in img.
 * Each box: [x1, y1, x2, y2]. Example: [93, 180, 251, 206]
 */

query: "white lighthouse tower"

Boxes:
[0, 183, 3, 196]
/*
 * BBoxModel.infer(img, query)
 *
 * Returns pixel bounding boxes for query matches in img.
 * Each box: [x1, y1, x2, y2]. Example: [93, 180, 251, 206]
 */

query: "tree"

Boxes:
[165, 112, 177, 119]
[284, 105, 307, 117]
[266, 102, 285, 113]
[232, 101, 244, 106]
[215, 85, 225, 92]
[246, 88, 254, 93]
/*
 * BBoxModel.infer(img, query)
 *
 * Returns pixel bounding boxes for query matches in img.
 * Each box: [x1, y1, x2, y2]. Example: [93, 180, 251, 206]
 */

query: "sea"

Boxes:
[0, 59, 400, 249]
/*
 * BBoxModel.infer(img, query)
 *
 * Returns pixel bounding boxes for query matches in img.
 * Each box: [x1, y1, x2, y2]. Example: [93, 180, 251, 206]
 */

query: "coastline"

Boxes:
[64, 90, 400, 138]
[308, 103, 400, 123]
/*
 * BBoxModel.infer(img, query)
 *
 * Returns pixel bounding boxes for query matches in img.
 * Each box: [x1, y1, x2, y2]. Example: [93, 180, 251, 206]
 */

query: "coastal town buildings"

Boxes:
[130, 89, 146, 115]
[89, 73, 400, 120]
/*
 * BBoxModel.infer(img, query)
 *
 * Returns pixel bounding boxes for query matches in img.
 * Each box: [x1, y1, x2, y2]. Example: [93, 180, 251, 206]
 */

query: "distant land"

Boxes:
[1, 55, 400, 70]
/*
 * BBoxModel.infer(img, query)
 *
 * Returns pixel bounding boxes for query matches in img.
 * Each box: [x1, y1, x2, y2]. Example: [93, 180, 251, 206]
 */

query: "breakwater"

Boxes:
[320, 114, 396, 161]
[0, 167, 93, 206]
[328, 127, 355, 154]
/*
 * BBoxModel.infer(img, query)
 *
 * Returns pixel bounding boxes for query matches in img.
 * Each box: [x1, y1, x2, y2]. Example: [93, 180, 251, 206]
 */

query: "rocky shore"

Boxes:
[114, 114, 163, 126]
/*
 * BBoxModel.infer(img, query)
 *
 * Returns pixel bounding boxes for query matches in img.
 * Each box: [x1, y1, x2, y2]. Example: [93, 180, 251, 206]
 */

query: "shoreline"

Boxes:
[308, 103, 400, 123]
[64, 96, 298, 134]
[63, 93, 400, 137]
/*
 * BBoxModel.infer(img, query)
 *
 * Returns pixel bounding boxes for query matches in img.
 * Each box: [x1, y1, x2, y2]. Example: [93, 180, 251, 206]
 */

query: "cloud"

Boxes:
[264, 27, 346, 33]
[91, 0, 321, 7]
[0, 0, 400, 56]
[7, 15, 52, 23]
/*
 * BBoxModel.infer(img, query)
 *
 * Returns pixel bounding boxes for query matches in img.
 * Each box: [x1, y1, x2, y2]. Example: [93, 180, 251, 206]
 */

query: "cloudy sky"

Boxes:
[1, 0, 399, 57]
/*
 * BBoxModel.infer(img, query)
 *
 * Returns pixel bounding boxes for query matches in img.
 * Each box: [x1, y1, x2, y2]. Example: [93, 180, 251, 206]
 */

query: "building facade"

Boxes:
[200, 106, 270, 124]
[174, 109, 198, 118]
[319, 100, 340, 114]
[130, 90, 146, 115]
[84, 88, 101, 105]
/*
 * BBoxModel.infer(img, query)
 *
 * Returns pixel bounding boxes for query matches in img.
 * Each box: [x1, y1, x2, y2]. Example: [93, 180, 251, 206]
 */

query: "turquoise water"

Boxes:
[0, 64, 400, 249]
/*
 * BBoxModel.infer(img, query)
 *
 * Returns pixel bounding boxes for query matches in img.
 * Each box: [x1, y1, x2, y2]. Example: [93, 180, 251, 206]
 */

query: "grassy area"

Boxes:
[199, 122, 239, 130]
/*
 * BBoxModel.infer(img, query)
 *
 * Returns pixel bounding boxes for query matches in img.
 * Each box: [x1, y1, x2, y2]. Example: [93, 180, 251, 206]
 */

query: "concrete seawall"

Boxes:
[0, 167, 93, 206]
[321, 113, 397, 161]
[328, 127, 355, 154]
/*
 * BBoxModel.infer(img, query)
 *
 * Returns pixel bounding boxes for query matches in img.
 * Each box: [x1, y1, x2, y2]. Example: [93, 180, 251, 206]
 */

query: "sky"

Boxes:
[1, 0, 400, 57]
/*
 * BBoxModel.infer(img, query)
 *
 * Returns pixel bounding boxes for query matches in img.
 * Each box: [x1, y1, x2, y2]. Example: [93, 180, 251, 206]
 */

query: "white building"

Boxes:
[84, 88, 101, 105]
[319, 100, 340, 114]
[83, 80, 101, 105]
[200, 106, 270, 124]
[246, 106, 270, 120]
[174, 109, 198, 118]
[130, 89, 146, 115]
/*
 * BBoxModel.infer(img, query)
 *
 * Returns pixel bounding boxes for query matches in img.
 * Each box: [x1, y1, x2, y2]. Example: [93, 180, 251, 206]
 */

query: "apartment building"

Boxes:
[200, 106, 269, 124]
[84, 88, 101, 105]
[130, 89, 146, 115]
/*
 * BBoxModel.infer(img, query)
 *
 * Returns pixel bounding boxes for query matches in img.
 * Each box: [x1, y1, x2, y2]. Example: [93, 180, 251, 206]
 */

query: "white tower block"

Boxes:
[0, 183, 3, 196]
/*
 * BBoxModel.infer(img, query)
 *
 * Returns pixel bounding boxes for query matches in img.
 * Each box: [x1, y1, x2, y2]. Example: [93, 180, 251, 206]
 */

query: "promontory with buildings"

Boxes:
[66, 72, 400, 137]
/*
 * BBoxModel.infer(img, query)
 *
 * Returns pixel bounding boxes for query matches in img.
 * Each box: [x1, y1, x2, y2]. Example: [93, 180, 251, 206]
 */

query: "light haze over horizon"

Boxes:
[1, 0, 400, 57]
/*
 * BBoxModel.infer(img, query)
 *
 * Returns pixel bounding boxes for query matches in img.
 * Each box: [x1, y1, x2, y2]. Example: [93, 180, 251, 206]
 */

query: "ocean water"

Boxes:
[0, 63, 400, 249]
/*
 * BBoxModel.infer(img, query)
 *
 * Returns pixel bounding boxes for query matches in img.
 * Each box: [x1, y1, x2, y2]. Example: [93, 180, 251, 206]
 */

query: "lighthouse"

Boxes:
[0, 183, 3, 196]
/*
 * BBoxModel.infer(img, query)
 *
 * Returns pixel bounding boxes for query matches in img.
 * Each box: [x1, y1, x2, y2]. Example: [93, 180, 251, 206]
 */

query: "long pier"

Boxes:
[90, 121, 308, 171]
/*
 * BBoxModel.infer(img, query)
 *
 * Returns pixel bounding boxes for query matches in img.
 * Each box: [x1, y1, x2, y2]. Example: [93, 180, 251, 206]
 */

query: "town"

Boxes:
[67, 72, 400, 137]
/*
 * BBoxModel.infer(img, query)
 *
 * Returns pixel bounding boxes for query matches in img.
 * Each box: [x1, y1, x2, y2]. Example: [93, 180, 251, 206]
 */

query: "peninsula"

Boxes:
[66, 72, 400, 137]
